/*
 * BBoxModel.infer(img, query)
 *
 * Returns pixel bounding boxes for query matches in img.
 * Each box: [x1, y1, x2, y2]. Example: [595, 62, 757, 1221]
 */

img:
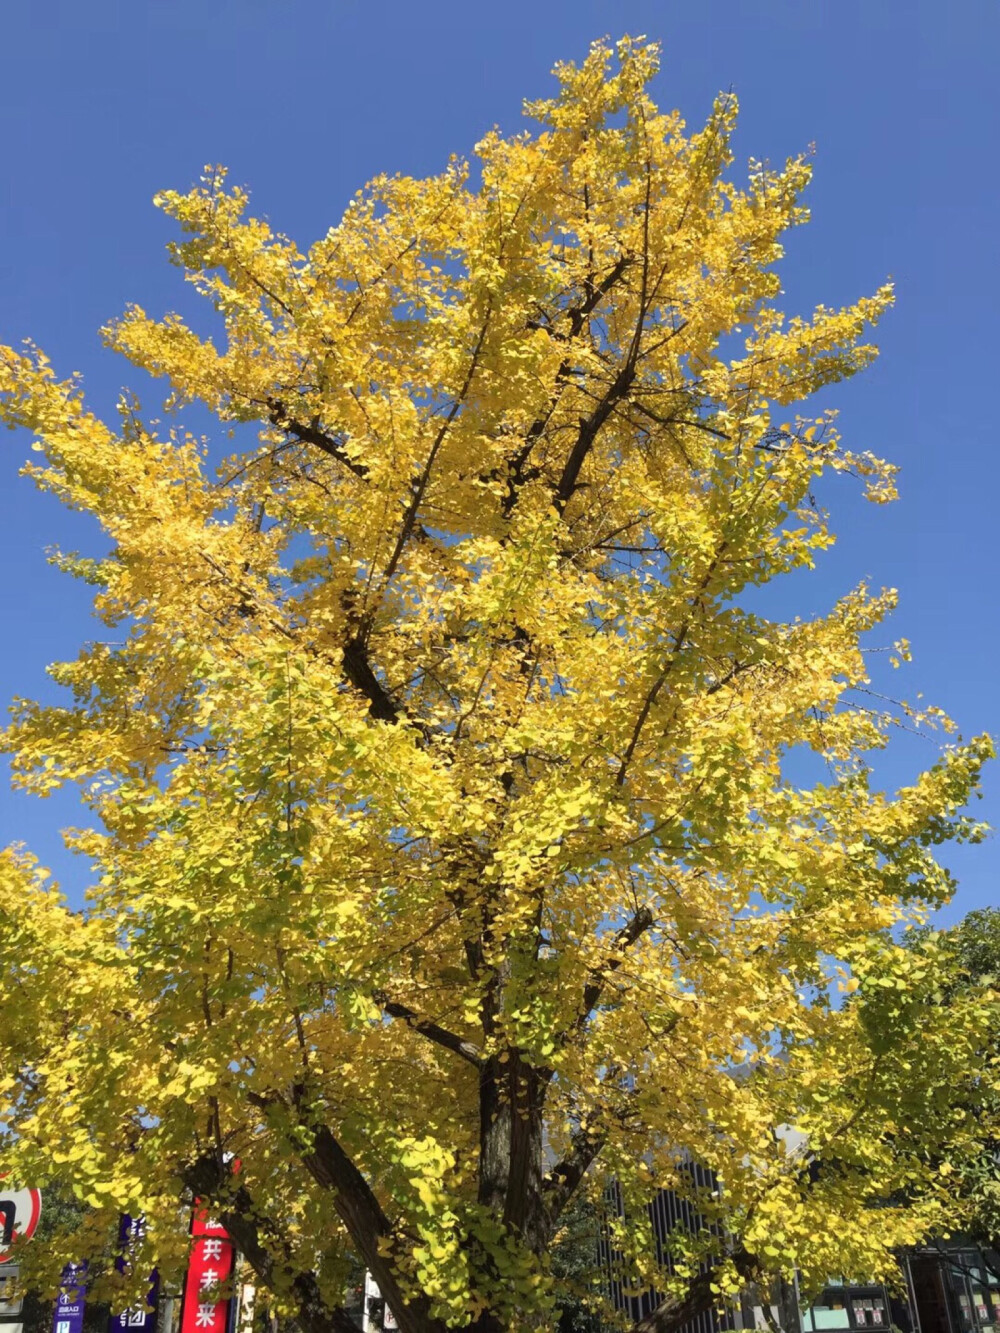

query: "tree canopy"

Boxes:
[0, 36, 992, 1333]
[884, 910, 1000, 1266]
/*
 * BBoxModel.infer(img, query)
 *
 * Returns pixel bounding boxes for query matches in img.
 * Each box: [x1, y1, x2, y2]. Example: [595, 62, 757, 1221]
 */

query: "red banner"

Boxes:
[179, 1208, 235, 1333]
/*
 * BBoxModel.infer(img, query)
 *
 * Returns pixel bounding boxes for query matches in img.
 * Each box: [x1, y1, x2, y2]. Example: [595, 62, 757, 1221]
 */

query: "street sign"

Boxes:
[362, 1274, 397, 1332]
[0, 1191, 42, 1264]
[51, 1262, 87, 1333]
[0, 1263, 23, 1318]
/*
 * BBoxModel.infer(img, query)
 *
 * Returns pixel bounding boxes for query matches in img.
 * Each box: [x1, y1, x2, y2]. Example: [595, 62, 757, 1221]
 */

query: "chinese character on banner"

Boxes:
[179, 1209, 235, 1333]
[51, 1262, 87, 1333]
[108, 1215, 159, 1333]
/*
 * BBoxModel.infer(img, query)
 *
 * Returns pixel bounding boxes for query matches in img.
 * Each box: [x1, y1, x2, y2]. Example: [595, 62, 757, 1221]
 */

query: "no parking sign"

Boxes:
[1, 1186, 42, 1333]
[0, 1189, 41, 1264]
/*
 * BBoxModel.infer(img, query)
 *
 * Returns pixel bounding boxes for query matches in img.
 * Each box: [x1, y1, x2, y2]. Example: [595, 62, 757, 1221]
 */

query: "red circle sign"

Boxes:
[0, 1187, 42, 1262]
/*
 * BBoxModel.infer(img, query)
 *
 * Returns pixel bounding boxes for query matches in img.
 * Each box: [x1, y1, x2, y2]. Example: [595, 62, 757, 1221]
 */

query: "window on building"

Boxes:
[803, 1287, 889, 1332]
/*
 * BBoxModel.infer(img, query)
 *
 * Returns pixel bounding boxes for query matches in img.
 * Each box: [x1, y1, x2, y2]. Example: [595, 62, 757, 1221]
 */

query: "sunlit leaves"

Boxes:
[0, 34, 993, 1333]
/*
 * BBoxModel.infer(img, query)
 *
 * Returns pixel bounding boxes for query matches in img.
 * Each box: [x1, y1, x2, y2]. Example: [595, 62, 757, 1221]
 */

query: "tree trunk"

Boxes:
[633, 1271, 721, 1333]
[300, 1125, 448, 1333]
[478, 1052, 511, 1217]
[503, 1055, 547, 1251]
[634, 1249, 757, 1333]
[478, 1050, 547, 1242]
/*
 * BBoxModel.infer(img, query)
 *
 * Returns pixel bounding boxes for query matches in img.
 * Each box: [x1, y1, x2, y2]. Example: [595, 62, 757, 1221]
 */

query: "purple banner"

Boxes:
[52, 1262, 86, 1333]
[108, 1217, 158, 1333]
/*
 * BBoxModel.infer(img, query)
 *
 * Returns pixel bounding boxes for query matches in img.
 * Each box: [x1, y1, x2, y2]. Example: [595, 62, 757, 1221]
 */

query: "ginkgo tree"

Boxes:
[0, 36, 993, 1333]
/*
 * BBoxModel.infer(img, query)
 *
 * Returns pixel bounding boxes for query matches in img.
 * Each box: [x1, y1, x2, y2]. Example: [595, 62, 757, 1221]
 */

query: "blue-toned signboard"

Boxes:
[52, 1263, 86, 1333]
[108, 1216, 158, 1333]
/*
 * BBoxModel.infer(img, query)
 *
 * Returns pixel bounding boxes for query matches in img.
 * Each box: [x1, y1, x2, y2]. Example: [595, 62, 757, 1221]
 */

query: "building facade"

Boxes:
[607, 1182, 1000, 1333]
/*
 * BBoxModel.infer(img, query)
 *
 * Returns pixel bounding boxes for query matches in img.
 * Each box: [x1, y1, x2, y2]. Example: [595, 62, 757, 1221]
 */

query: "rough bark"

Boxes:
[633, 1248, 758, 1333]
[502, 1054, 547, 1251]
[299, 1123, 447, 1333]
[477, 1050, 511, 1219]
[183, 1157, 360, 1333]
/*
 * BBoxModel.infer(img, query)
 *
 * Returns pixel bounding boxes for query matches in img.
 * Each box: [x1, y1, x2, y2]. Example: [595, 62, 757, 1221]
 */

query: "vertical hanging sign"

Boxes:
[51, 1262, 87, 1333]
[179, 1209, 235, 1333]
[108, 1216, 159, 1333]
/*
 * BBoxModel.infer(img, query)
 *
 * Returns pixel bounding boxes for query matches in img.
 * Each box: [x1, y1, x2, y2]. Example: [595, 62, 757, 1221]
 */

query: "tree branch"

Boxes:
[376, 306, 492, 596]
[182, 1156, 360, 1333]
[246, 1092, 445, 1333]
[555, 151, 663, 517]
[266, 397, 370, 480]
[576, 905, 655, 1029]
[632, 1247, 758, 1333]
[542, 1125, 606, 1225]
[341, 634, 401, 723]
[542, 906, 656, 1098]
[527, 252, 633, 343]
[553, 363, 637, 515]
[379, 996, 484, 1069]
[615, 540, 728, 786]
[502, 253, 634, 522]
[302, 1123, 448, 1333]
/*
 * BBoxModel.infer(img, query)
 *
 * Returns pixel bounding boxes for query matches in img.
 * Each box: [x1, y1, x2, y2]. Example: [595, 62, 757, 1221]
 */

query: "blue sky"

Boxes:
[1, 0, 997, 920]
